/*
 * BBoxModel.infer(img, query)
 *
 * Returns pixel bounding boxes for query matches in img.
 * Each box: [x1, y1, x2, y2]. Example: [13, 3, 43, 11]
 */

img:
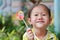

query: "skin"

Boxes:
[26, 5, 52, 40]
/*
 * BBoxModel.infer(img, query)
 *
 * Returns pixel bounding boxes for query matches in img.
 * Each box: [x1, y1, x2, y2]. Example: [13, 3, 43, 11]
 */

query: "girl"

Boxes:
[23, 4, 58, 40]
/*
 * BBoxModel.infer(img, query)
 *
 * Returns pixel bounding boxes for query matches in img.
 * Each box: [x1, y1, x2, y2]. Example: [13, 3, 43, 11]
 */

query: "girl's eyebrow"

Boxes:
[32, 12, 39, 13]
[33, 12, 47, 14]
[32, 12, 41, 15]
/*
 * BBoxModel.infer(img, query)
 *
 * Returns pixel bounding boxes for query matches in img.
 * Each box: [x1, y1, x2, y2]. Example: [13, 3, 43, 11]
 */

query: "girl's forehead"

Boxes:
[32, 5, 48, 13]
[34, 5, 48, 10]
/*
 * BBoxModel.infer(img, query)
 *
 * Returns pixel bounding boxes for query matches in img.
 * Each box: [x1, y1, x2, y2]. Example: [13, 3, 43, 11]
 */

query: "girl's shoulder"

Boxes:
[47, 31, 58, 40]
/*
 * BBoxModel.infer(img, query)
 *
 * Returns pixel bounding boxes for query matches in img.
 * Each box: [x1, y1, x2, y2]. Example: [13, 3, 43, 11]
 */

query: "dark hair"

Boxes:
[27, 4, 51, 18]
[30, 0, 42, 4]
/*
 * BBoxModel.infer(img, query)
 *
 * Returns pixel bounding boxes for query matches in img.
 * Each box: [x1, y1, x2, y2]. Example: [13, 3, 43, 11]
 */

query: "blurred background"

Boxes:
[0, 0, 60, 40]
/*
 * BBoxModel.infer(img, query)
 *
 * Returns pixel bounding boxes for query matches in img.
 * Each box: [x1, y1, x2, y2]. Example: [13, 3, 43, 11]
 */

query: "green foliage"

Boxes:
[57, 32, 60, 40]
[0, 14, 26, 40]
[47, 24, 55, 33]
[0, 14, 3, 29]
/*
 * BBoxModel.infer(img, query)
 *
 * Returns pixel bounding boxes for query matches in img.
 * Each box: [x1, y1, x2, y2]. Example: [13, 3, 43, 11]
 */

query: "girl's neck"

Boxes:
[33, 27, 47, 38]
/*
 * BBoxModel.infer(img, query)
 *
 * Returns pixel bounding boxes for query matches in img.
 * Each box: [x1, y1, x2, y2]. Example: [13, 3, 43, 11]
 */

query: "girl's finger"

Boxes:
[26, 28, 32, 32]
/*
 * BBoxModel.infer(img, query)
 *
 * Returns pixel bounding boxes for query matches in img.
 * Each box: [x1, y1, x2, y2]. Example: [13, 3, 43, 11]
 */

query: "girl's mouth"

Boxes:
[36, 20, 45, 23]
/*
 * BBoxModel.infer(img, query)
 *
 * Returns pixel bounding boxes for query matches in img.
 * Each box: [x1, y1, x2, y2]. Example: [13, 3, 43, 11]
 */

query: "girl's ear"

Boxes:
[27, 18, 32, 25]
[49, 17, 52, 24]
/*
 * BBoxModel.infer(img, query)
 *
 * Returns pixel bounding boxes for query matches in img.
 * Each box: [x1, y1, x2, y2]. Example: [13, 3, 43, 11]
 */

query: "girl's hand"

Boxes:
[26, 28, 34, 40]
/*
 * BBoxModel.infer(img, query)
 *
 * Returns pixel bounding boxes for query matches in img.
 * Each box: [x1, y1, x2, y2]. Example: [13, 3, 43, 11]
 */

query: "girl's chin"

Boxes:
[35, 24, 45, 28]
[36, 26, 43, 28]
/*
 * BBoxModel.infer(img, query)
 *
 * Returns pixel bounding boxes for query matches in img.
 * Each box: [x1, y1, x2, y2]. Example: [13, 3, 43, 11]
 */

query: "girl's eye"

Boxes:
[35, 14, 38, 16]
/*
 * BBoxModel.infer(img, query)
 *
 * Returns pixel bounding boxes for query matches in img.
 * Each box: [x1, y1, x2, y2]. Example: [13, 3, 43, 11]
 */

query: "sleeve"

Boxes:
[50, 33, 58, 40]
[23, 33, 28, 40]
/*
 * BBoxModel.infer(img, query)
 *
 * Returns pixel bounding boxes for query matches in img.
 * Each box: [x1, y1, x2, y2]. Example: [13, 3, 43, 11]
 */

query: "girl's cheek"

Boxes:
[31, 15, 37, 21]
[43, 16, 49, 19]
[43, 17, 49, 22]
[31, 17, 36, 21]
[30, 19, 35, 24]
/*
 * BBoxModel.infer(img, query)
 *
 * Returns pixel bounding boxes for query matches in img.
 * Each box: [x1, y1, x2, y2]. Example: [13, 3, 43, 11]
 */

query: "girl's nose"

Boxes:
[38, 14, 43, 20]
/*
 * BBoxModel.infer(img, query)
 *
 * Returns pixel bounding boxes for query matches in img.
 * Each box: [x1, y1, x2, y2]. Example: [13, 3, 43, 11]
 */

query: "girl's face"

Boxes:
[28, 5, 51, 29]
